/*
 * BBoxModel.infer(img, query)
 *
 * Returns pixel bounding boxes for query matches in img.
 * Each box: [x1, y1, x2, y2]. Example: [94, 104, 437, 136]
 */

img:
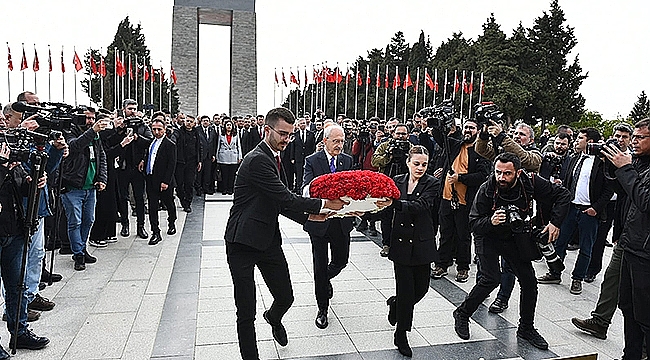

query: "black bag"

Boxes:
[513, 231, 542, 262]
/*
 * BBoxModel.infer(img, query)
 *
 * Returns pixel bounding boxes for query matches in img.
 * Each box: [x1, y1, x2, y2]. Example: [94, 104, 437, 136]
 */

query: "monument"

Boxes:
[171, 0, 257, 116]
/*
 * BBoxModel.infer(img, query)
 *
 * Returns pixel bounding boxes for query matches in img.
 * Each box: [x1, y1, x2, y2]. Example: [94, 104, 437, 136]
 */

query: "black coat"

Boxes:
[225, 142, 322, 251]
[302, 150, 354, 237]
[292, 129, 316, 164]
[247, 125, 264, 152]
[563, 154, 614, 219]
[616, 156, 650, 260]
[144, 137, 177, 187]
[386, 173, 440, 266]
[174, 127, 204, 165]
[198, 125, 218, 160]
[61, 127, 108, 190]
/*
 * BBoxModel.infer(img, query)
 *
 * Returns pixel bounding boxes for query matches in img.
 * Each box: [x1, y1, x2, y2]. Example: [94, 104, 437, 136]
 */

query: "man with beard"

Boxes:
[453, 152, 570, 350]
[476, 123, 543, 172]
[430, 120, 490, 282]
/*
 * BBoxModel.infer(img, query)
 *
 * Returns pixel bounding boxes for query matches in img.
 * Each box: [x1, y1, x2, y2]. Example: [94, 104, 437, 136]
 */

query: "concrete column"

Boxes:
[230, 10, 257, 116]
[171, 5, 199, 116]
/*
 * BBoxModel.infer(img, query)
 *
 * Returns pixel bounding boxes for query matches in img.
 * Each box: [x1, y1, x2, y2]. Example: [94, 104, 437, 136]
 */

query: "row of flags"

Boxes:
[6, 43, 178, 84]
[274, 65, 485, 95]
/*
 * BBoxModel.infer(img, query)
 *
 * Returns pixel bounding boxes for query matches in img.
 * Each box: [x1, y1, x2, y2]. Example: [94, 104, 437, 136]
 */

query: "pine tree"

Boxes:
[630, 90, 650, 121]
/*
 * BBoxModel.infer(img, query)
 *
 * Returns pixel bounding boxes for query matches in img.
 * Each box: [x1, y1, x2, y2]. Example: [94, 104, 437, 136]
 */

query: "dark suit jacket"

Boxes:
[198, 125, 218, 160]
[225, 142, 322, 251]
[144, 137, 177, 187]
[247, 125, 264, 152]
[387, 173, 440, 266]
[563, 154, 614, 218]
[302, 150, 355, 237]
[292, 129, 316, 164]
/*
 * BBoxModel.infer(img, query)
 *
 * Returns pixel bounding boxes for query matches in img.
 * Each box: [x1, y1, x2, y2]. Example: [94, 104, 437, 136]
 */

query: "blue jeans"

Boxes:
[25, 219, 44, 303]
[61, 189, 97, 256]
[553, 204, 599, 280]
[0, 234, 30, 336]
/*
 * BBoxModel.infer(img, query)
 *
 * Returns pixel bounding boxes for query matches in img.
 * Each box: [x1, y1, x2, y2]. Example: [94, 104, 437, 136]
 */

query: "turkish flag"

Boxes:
[143, 66, 149, 81]
[345, 69, 351, 85]
[274, 71, 278, 84]
[73, 51, 83, 72]
[99, 57, 106, 77]
[290, 71, 298, 85]
[403, 71, 412, 90]
[425, 71, 434, 90]
[32, 48, 39, 72]
[90, 56, 98, 74]
[170, 66, 177, 84]
[376, 71, 381, 88]
[20, 47, 28, 71]
[7, 44, 13, 71]
[393, 73, 400, 89]
[469, 78, 474, 93]
[462, 73, 468, 94]
[115, 56, 124, 77]
[60, 49, 65, 73]
[454, 74, 460, 93]
[160, 68, 165, 82]
[480, 78, 485, 95]
[48, 48, 52, 72]
[151, 68, 156, 82]
[357, 71, 362, 86]
[304, 68, 308, 86]
[282, 71, 287, 86]
[384, 72, 389, 88]
[366, 71, 370, 85]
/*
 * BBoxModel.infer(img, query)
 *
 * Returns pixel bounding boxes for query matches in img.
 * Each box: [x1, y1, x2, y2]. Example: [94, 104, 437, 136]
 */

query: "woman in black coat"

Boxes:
[380, 145, 440, 357]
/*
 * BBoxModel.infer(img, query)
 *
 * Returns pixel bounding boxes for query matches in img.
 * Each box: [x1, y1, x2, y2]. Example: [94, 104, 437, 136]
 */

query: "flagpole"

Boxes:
[443, 69, 448, 101]
[393, 66, 398, 118]
[478, 72, 484, 104]
[288, 68, 292, 112]
[414, 67, 420, 115]
[468, 71, 474, 119]
[159, 64, 163, 111]
[61, 46, 65, 103]
[121, 51, 125, 104]
[344, 63, 349, 118]
[403, 66, 409, 122]
[323, 62, 327, 117]
[374, 64, 379, 118]
[354, 64, 358, 120]
[150, 64, 153, 115]
[433, 69, 438, 105]
[127, 53, 131, 99]
[114, 48, 117, 109]
[33, 44, 37, 94]
[169, 66, 172, 113]
[135, 54, 138, 106]
[364, 64, 369, 120]
[384, 65, 388, 120]
[311, 65, 315, 115]
[142, 60, 146, 109]
[6, 43, 10, 102]
[88, 57, 92, 106]
[423, 68, 428, 108]
[460, 70, 465, 120]
[100, 49, 104, 108]
[302, 67, 306, 116]
[21, 43, 25, 91]
[295, 65, 299, 115]
[334, 63, 339, 118]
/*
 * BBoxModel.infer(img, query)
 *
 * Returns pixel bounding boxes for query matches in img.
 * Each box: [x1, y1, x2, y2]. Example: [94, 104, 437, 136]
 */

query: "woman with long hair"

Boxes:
[216, 119, 242, 195]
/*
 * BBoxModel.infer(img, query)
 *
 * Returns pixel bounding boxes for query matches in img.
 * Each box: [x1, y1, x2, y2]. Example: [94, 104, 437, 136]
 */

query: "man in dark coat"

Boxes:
[197, 115, 217, 195]
[172, 115, 203, 213]
[292, 117, 316, 192]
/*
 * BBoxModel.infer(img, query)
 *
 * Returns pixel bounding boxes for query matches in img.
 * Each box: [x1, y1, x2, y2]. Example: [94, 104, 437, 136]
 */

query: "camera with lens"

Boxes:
[0, 128, 52, 164]
[586, 138, 619, 156]
[473, 102, 504, 128]
[531, 227, 565, 274]
[419, 99, 455, 132]
[13, 101, 81, 135]
[543, 152, 565, 179]
[498, 204, 526, 233]
[125, 116, 145, 130]
[389, 139, 410, 162]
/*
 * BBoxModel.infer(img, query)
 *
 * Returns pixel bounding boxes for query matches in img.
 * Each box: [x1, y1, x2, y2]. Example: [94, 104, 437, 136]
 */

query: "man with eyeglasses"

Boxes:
[476, 122, 543, 172]
[599, 119, 650, 359]
[225, 107, 346, 360]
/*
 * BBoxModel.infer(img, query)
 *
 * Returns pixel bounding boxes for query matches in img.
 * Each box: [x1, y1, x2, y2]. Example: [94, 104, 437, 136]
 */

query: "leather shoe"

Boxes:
[453, 309, 470, 340]
[315, 309, 328, 329]
[137, 226, 148, 239]
[120, 224, 130, 237]
[328, 281, 333, 299]
[41, 269, 62, 283]
[0, 344, 9, 359]
[488, 298, 509, 314]
[167, 223, 176, 235]
[148, 233, 162, 246]
[10, 329, 50, 350]
[394, 331, 412, 357]
[387, 296, 397, 326]
[263, 310, 288, 346]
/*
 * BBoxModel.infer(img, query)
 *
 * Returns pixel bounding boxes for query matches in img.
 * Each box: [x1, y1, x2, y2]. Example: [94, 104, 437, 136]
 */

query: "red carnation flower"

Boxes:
[309, 170, 401, 200]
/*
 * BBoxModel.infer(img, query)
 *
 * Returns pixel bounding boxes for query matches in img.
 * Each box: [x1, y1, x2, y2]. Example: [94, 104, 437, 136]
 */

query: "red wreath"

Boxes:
[309, 170, 401, 200]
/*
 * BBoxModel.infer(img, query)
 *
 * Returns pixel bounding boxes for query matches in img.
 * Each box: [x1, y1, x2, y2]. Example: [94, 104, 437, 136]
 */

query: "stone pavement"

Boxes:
[0, 195, 624, 359]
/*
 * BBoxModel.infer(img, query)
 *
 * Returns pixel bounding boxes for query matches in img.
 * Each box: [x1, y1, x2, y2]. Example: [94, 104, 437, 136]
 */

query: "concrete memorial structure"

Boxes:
[172, 0, 257, 116]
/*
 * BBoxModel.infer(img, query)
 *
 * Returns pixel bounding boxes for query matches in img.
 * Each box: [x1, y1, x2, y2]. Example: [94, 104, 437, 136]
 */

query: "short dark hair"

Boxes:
[17, 91, 35, 102]
[122, 99, 137, 108]
[613, 123, 633, 134]
[151, 118, 165, 126]
[395, 123, 408, 131]
[200, 115, 210, 121]
[152, 111, 165, 120]
[265, 107, 296, 127]
[556, 132, 571, 141]
[495, 152, 522, 170]
[407, 145, 429, 161]
[634, 118, 650, 131]
[579, 127, 601, 142]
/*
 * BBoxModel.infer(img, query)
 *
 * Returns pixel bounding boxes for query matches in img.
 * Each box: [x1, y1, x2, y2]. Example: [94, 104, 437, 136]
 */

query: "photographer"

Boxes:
[476, 122, 543, 172]
[430, 120, 490, 283]
[351, 117, 379, 171]
[115, 99, 152, 239]
[60, 108, 108, 271]
[0, 142, 50, 352]
[453, 152, 570, 350]
[600, 119, 650, 359]
[538, 133, 572, 183]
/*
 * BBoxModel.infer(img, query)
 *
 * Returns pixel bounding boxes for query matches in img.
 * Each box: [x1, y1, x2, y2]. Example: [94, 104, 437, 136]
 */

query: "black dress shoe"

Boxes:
[263, 310, 288, 346]
[120, 224, 130, 237]
[394, 331, 412, 357]
[10, 329, 50, 350]
[58, 247, 73, 255]
[315, 309, 328, 329]
[72, 250, 97, 264]
[167, 223, 176, 235]
[41, 269, 63, 283]
[488, 298, 509, 314]
[387, 296, 397, 326]
[148, 233, 162, 246]
[328, 281, 333, 299]
[137, 226, 148, 239]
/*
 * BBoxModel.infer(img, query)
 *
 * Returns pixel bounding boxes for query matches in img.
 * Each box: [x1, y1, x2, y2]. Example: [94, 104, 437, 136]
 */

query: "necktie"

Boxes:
[569, 155, 587, 198]
[276, 155, 282, 173]
[147, 140, 156, 175]
[329, 156, 336, 173]
[302, 130, 306, 144]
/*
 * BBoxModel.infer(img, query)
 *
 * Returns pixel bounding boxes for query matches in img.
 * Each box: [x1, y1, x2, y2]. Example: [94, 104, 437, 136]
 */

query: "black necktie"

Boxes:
[570, 155, 588, 198]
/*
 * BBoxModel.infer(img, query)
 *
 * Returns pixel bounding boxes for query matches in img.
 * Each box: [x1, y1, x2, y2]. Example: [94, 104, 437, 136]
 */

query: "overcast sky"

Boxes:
[2, 0, 648, 119]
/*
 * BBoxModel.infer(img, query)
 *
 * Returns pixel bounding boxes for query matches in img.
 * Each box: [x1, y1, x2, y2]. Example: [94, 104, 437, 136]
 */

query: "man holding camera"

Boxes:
[600, 119, 650, 359]
[430, 120, 490, 282]
[60, 108, 108, 271]
[537, 128, 614, 295]
[476, 122, 542, 172]
[116, 99, 152, 239]
[453, 152, 570, 350]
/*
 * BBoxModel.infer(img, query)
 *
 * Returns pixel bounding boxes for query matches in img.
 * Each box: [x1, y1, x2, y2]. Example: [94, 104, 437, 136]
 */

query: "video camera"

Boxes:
[543, 152, 565, 179]
[499, 204, 526, 233]
[12, 101, 83, 135]
[586, 138, 618, 156]
[419, 99, 455, 132]
[0, 127, 52, 164]
[473, 102, 504, 127]
[389, 139, 411, 161]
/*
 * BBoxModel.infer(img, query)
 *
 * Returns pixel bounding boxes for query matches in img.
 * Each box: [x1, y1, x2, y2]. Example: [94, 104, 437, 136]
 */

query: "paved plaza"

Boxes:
[0, 195, 624, 359]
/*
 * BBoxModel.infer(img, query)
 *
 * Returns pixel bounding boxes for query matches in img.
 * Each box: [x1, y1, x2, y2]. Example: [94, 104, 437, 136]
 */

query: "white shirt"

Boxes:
[573, 154, 594, 205]
[147, 138, 163, 175]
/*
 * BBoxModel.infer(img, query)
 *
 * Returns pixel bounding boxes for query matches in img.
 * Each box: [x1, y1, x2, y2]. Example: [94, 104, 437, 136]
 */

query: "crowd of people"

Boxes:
[1, 91, 648, 359]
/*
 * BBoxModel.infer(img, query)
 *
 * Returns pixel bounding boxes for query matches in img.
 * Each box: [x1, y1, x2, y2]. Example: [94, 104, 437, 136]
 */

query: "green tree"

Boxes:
[82, 17, 179, 113]
[630, 90, 650, 121]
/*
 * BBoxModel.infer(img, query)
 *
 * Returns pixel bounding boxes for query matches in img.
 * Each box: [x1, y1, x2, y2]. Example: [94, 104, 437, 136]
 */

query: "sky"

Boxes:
[1, 0, 648, 120]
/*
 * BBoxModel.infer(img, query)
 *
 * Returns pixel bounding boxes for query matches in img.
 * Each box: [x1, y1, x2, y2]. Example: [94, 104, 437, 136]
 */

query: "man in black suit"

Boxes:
[292, 117, 316, 192]
[140, 114, 177, 245]
[225, 107, 346, 360]
[197, 115, 218, 194]
[538, 127, 614, 295]
[302, 124, 355, 329]
[246, 115, 266, 152]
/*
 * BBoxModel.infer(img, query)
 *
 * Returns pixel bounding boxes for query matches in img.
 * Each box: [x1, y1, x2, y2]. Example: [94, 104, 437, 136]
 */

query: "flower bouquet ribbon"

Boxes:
[309, 170, 401, 216]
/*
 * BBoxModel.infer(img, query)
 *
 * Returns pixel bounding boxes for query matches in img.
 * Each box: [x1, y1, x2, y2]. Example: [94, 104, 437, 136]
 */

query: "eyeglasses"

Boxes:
[267, 125, 294, 141]
[514, 132, 528, 137]
[395, 132, 408, 136]
[632, 134, 650, 141]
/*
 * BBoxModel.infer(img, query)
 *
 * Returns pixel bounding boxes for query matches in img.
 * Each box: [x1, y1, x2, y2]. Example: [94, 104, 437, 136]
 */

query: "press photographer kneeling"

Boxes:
[453, 152, 570, 350]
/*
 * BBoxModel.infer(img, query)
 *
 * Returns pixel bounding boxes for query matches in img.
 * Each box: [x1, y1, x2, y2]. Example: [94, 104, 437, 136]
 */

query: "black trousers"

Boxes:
[394, 262, 430, 332]
[198, 159, 215, 193]
[175, 163, 197, 208]
[587, 201, 616, 277]
[309, 220, 350, 310]
[145, 177, 177, 234]
[458, 238, 538, 327]
[117, 168, 146, 226]
[220, 163, 238, 194]
[436, 200, 471, 271]
[294, 159, 305, 192]
[619, 251, 650, 360]
[226, 241, 294, 360]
